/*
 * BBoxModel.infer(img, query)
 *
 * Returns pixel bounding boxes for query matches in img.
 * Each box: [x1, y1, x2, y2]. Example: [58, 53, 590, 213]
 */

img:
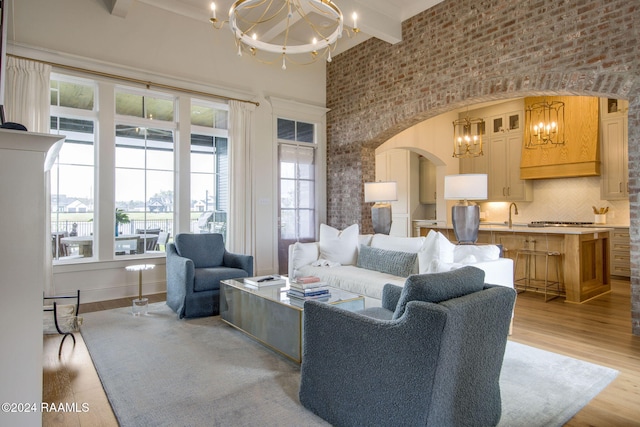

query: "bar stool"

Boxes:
[514, 243, 564, 302]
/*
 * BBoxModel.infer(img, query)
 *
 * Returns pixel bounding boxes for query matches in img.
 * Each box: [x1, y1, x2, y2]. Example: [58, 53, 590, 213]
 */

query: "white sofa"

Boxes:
[288, 225, 514, 308]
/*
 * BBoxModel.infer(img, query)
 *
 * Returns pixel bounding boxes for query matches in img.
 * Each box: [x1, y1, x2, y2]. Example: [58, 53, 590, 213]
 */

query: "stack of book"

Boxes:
[287, 276, 330, 305]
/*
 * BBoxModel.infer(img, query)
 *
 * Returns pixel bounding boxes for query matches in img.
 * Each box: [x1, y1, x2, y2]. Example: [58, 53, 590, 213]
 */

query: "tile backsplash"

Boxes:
[479, 176, 630, 225]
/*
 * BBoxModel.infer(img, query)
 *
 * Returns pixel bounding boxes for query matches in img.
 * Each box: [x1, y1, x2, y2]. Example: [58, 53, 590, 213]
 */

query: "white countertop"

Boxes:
[412, 220, 617, 235]
[477, 223, 613, 235]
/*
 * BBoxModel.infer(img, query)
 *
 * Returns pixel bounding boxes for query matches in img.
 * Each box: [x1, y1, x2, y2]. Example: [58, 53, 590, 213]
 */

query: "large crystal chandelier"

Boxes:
[210, 0, 359, 70]
[525, 100, 565, 148]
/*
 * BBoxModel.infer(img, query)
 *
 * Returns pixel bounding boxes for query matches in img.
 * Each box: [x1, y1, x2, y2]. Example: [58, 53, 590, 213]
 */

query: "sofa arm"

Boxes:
[473, 258, 514, 288]
[166, 243, 195, 317]
[223, 251, 254, 276]
[288, 241, 320, 278]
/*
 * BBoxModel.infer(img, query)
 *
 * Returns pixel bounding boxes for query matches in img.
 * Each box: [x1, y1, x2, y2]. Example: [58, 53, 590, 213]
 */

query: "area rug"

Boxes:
[80, 302, 618, 427]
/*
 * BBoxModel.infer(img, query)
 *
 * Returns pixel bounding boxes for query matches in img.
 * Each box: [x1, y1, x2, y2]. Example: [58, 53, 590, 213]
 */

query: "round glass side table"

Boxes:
[125, 264, 155, 316]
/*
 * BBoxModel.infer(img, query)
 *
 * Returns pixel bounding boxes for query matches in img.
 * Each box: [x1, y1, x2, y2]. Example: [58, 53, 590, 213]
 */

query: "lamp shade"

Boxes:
[364, 181, 398, 203]
[444, 174, 488, 200]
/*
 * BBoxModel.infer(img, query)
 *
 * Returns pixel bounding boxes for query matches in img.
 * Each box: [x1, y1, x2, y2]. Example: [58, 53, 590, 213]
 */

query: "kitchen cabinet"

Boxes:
[414, 224, 612, 303]
[610, 227, 630, 278]
[459, 103, 531, 202]
[419, 157, 437, 204]
[489, 110, 521, 135]
[459, 141, 489, 175]
[486, 227, 610, 303]
[488, 133, 533, 201]
[600, 99, 629, 200]
[375, 149, 420, 237]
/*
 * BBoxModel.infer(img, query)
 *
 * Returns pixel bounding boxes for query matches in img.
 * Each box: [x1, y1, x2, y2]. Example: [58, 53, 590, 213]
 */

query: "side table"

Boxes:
[125, 264, 155, 316]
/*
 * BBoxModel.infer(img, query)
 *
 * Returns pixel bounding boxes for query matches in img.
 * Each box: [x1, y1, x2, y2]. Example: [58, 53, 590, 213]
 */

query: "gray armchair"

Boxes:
[166, 233, 253, 318]
[299, 266, 517, 427]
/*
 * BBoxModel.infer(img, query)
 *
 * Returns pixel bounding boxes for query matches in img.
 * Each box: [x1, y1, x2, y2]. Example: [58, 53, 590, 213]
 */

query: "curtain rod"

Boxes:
[8, 54, 260, 107]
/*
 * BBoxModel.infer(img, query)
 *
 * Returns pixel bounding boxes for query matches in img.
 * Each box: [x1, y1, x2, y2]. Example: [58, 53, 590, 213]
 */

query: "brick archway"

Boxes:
[325, 0, 640, 334]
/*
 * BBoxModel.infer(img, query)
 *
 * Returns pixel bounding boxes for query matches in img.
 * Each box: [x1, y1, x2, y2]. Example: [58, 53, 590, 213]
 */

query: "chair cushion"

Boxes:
[193, 267, 250, 292]
[174, 233, 225, 268]
[357, 245, 417, 277]
[318, 223, 359, 265]
[392, 266, 485, 319]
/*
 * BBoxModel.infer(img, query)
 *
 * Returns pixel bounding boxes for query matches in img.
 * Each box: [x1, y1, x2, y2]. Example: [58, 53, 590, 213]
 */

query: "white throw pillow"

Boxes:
[418, 230, 456, 273]
[290, 242, 319, 273]
[319, 224, 359, 265]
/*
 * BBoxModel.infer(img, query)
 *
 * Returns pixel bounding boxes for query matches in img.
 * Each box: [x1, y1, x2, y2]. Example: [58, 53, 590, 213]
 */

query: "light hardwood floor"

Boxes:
[43, 280, 640, 426]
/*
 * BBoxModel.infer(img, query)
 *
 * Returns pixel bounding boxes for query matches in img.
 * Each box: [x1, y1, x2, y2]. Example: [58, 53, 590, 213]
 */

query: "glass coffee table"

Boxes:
[220, 277, 364, 363]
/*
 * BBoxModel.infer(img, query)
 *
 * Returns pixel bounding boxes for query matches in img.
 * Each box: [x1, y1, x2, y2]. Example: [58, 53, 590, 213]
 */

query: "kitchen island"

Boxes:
[414, 221, 612, 303]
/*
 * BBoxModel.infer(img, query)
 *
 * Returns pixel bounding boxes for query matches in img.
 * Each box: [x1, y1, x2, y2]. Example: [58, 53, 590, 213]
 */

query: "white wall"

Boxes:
[9, 0, 327, 302]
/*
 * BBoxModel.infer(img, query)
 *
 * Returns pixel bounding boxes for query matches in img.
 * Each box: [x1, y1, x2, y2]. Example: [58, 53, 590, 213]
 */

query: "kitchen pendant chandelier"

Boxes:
[210, 0, 359, 70]
[452, 116, 485, 158]
[525, 100, 565, 148]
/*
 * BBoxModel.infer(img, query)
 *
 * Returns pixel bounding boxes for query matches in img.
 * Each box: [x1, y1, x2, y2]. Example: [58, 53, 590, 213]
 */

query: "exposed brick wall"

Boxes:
[325, 0, 640, 334]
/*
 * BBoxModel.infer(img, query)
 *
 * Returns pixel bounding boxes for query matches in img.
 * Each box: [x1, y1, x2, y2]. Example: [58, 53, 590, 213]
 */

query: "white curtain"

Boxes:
[228, 100, 256, 257]
[5, 57, 54, 295]
[5, 57, 51, 132]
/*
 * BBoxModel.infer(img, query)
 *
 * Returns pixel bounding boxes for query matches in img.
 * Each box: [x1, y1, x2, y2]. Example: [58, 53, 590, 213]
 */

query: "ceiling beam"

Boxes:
[339, 0, 402, 45]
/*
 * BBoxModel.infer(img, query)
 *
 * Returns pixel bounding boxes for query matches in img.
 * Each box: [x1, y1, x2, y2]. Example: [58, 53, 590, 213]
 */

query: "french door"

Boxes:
[278, 143, 316, 275]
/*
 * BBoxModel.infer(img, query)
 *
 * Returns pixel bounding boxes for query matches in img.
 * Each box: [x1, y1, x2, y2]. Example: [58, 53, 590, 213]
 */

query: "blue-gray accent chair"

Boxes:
[299, 266, 517, 427]
[166, 233, 253, 318]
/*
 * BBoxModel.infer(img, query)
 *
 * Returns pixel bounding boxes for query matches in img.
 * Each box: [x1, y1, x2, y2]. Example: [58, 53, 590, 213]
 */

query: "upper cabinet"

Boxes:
[490, 111, 521, 135]
[459, 100, 531, 201]
[489, 133, 532, 201]
[419, 157, 437, 204]
[600, 98, 629, 200]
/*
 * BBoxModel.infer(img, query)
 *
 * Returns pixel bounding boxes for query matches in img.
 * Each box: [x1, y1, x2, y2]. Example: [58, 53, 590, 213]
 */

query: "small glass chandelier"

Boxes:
[525, 100, 565, 148]
[209, 0, 359, 70]
[452, 117, 485, 158]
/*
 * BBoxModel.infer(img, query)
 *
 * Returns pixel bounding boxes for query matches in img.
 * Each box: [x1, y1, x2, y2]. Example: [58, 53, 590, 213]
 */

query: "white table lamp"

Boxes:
[364, 181, 398, 234]
[444, 174, 488, 244]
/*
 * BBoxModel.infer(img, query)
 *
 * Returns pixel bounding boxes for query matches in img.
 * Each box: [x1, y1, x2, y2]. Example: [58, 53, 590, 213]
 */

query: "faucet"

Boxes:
[508, 202, 519, 228]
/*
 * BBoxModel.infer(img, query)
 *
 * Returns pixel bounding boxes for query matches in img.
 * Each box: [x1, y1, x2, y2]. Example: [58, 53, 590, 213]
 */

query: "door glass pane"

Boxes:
[280, 210, 296, 239]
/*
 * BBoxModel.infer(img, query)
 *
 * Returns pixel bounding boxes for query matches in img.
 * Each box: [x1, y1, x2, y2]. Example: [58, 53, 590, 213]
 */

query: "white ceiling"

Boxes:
[110, 0, 444, 55]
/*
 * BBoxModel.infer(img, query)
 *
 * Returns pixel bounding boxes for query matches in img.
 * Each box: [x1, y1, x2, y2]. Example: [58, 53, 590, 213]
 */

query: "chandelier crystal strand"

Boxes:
[210, 0, 358, 69]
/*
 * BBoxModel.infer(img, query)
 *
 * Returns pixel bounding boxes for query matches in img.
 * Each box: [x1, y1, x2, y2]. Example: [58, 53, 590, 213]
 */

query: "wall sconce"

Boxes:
[453, 116, 485, 158]
[525, 100, 565, 148]
[364, 181, 398, 235]
[444, 174, 488, 244]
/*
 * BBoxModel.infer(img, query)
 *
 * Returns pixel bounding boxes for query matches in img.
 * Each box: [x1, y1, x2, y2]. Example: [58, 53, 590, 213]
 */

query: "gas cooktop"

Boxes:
[528, 221, 595, 228]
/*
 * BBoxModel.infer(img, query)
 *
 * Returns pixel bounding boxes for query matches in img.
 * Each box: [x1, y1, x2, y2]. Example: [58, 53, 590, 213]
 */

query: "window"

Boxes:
[50, 76, 96, 260]
[115, 89, 175, 255]
[49, 74, 231, 262]
[190, 100, 229, 239]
